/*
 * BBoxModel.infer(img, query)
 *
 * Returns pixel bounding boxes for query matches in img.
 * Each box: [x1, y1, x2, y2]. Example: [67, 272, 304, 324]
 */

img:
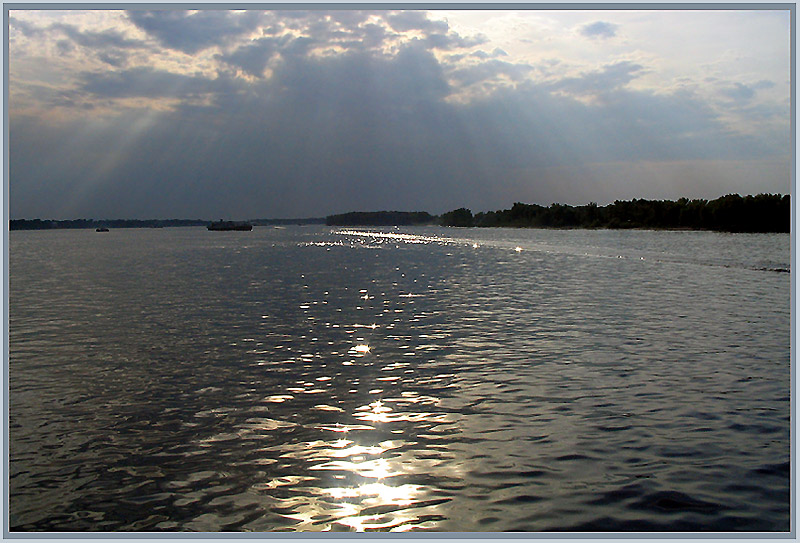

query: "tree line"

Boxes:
[10, 194, 790, 233]
[9, 218, 210, 230]
[440, 194, 790, 232]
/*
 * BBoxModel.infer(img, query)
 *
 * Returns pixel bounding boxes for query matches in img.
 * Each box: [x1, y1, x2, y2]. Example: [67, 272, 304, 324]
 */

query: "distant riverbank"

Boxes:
[327, 194, 789, 233]
[10, 193, 789, 233]
[9, 217, 326, 231]
[440, 194, 789, 233]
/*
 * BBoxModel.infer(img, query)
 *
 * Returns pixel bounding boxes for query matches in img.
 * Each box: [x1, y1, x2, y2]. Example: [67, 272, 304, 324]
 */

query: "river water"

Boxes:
[8, 226, 791, 532]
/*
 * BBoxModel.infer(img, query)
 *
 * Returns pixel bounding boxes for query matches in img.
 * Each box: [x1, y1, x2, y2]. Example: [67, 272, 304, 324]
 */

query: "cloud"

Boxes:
[209, 9, 486, 81]
[580, 21, 619, 39]
[721, 80, 775, 104]
[425, 31, 487, 51]
[12, 38, 785, 220]
[75, 66, 226, 99]
[10, 17, 146, 68]
[356, 22, 391, 48]
[97, 50, 128, 67]
[267, 43, 451, 112]
[50, 22, 143, 50]
[126, 10, 265, 53]
[385, 10, 449, 34]
[9, 41, 466, 218]
[548, 61, 647, 96]
[10, 17, 45, 37]
[753, 80, 776, 90]
[382, 11, 488, 51]
[46, 22, 147, 67]
[215, 36, 283, 77]
[722, 82, 756, 102]
[8, 10, 791, 220]
[448, 59, 534, 87]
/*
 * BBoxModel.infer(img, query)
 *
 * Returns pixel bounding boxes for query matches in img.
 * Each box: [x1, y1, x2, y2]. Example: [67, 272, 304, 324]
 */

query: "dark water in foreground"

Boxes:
[9, 226, 790, 532]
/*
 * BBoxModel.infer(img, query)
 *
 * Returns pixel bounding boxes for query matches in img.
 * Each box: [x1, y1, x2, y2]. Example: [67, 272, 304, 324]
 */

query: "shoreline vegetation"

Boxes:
[10, 194, 790, 233]
[329, 193, 790, 233]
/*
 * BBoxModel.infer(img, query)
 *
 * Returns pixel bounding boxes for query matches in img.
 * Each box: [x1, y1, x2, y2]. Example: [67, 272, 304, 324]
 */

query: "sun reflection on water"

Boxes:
[321, 481, 425, 532]
[272, 431, 438, 532]
[265, 387, 457, 531]
[354, 400, 393, 424]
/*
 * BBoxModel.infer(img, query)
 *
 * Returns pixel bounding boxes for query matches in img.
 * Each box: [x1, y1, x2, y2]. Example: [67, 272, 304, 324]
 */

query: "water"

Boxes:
[9, 226, 790, 532]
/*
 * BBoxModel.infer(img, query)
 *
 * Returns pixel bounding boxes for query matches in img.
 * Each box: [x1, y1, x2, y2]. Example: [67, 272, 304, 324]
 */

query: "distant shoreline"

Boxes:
[9, 217, 326, 231]
[328, 194, 789, 233]
[9, 193, 790, 233]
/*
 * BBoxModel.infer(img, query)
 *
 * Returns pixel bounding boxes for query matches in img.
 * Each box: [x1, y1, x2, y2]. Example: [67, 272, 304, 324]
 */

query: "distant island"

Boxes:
[9, 194, 790, 233]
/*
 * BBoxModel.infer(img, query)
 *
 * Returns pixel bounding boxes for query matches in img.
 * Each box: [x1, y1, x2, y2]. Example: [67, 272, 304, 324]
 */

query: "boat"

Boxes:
[96, 227, 109, 232]
[207, 220, 253, 231]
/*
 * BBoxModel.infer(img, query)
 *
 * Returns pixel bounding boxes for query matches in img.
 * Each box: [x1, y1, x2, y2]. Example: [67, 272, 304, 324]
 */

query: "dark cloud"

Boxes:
[97, 50, 129, 67]
[11, 17, 144, 67]
[213, 8, 487, 87]
[470, 48, 508, 59]
[215, 37, 283, 77]
[385, 10, 448, 34]
[265, 43, 451, 113]
[721, 80, 775, 103]
[51, 22, 144, 50]
[722, 82, 756, 103]
[126, 10, 265, 53]
[76, 66, 227, 99]
[448, 47, 506, 63]
[325, 22, 394, 51]
[56, 39, 74, 55]
[580, 21, 619, 39]
[282, 36, 316, 58]
[10, 17, 44, 37]
[11, 43, 465, 219]
[425, 32, 487, 50]
[44, 22, 146, 67]
[125, 8, 485, 84]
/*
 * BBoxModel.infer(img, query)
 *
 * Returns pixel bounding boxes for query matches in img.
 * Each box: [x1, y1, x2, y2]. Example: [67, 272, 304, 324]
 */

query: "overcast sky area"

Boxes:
[8, 8, 791, 220]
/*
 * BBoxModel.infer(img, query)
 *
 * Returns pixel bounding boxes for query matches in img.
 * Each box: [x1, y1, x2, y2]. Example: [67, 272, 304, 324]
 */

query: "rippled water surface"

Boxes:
[9, 226, 790, 532]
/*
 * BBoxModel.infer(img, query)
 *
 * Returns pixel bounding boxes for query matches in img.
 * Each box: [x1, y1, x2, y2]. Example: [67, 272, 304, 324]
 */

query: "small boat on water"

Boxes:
[207, 220, 253, 231]
[96, 227, 109, 232]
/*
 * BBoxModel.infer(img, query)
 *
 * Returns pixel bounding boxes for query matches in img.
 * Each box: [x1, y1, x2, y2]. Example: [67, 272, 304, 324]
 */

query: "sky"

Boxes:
[7, 8, 792, 220]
